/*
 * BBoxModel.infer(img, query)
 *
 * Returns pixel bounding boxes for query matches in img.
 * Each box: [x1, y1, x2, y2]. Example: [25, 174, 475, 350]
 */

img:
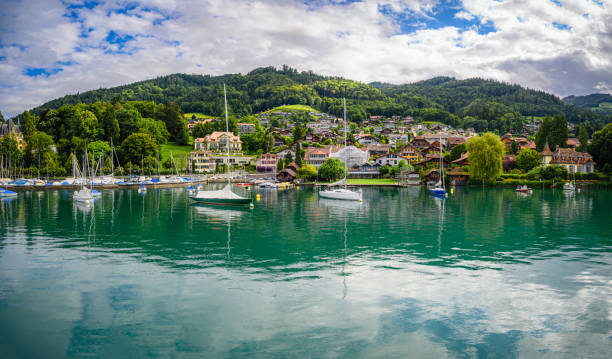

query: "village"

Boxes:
[185, 108, 596, 186]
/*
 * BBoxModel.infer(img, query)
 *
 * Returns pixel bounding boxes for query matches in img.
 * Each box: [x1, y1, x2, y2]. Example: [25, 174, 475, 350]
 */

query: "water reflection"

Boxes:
[0, 187, 611, 358]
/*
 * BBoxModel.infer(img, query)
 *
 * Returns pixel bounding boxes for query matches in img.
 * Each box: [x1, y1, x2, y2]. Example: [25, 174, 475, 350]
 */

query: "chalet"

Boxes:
[446, 137, 467, 150]
[447, 167, 469, 186]
[540, 145, 595, 173]
[238, 122, 256, 135]
[274, 148, 296, 160]
[256, 153, 279, 172]
[273, 136, 286, 148]
[375, 154, 411, 166]
[397, 144, 421, 163]
[189, 151, 215, 173]
[416, 153, 449, 169]
[351, 162, 381, 179]
[424, 168, 441, 185]
[411, 136, 430, 150]
[380, 127, 394, 135]
[277, 162, 300, 181]
[194, 132, 242, 153]
[451, 152, 470, 166]
[367, 144, 392, 157]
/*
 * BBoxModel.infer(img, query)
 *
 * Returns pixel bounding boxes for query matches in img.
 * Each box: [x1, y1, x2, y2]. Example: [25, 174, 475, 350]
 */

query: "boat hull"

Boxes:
[429, 188, 446, 196]
[188, 197, 252, 206]
[319, 189, 361, 201]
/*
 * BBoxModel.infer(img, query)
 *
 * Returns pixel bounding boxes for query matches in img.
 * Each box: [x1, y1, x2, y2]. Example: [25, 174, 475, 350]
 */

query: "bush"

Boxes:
[527, 165, 568, 180]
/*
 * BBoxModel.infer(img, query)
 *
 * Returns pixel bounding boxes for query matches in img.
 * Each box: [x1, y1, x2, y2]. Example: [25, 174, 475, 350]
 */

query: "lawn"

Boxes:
[160, 142, 192, 163]
[266, 104, 318, 113]
[184, 112, 217, 119]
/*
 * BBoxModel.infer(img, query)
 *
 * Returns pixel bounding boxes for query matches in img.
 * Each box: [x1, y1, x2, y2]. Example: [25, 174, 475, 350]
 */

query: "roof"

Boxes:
[451, 152, 469, 164]
[447, 167, 469, 176]
[196, 131, 241, 143]
[541, 143, 553, 156]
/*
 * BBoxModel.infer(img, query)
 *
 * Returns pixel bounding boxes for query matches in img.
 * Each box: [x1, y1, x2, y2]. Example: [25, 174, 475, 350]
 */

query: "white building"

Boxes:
[330, 146, 369, 168]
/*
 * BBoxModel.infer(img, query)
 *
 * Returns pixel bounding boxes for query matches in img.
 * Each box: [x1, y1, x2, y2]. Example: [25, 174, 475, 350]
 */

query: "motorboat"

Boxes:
[515, 185, 532, 193]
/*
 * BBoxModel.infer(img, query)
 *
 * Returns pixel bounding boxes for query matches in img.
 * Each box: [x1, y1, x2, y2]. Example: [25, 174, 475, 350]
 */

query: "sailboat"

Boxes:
[429, 133, 447, 197]
[189, 84, 252, 206]
[564, 158, 577, 192]
[319, 98, 362, 202]
[73, 151, 94, 203]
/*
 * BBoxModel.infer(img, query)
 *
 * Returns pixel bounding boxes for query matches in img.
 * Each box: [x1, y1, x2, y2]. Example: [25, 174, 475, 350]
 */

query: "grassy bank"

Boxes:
[267, 104, 318, 113]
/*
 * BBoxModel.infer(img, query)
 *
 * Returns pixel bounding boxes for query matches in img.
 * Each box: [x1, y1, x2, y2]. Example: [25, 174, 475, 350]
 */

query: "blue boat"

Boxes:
[0, 189, 18, 197]
[91, 189, 102, 197]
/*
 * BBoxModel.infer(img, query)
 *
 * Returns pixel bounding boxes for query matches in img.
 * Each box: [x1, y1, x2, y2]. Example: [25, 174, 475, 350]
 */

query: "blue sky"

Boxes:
[0, 0, 611, 117]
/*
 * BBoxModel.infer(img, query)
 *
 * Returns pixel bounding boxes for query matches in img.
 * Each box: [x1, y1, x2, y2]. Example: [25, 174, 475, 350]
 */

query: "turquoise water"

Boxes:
[0, 186, 611, 358]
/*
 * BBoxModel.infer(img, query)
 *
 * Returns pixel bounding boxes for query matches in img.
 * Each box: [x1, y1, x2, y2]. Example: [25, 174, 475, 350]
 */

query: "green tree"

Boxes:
[509, 140, 519, 155]
[120, 132, 159, 165]
[535, 115, 568, 151]
[27, 131, 54, 154]
[446, 143, 467, 162]
[21, 111, 39, 140]
[87, 141, 111, 159]
[160, 102, 189, 145]
[516, 148, 541, 172]
[578, 125, 589, 152]
[318, 158, 345, 181]
[0, 133, 24, 161]
[76, 110, 100, 141]
[297, 164, 317, 180]
[0, 110, 4, 123]
[116, 107, 142, 142]
[295, 142, 303, 166]
[101, 108, 120, 144]
[588, 123, 612, 170]
[467, 132, 505, 180]
[138, 118, 170, 144]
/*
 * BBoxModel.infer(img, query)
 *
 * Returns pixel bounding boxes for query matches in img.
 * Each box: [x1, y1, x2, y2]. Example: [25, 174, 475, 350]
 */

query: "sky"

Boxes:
[0, 0, 611, 117]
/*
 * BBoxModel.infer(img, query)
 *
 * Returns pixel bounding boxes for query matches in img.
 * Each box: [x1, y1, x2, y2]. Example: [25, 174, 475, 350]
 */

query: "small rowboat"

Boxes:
[515, 185, 532, 193]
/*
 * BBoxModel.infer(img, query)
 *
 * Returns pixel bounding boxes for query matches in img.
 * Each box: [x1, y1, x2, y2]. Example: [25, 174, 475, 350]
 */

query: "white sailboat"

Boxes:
[189, 84, 252, 206]
[73, 152, 94, 203]
[564, 158, 577, 192]
[429, 133, 446, 197]
[319, 98, 362, 202]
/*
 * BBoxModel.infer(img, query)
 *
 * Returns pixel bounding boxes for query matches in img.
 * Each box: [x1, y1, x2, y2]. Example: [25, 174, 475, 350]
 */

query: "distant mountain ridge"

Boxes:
[563, 93, 612, 115]
[26, 66, 609, 131]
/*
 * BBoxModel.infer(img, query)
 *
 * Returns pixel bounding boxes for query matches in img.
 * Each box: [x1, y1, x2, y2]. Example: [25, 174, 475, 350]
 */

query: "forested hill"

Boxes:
[563, 93, 612, 115]
[28, 66, 607, 132]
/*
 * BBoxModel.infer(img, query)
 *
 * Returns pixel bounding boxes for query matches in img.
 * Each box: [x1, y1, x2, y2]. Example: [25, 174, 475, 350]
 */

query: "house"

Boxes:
[330, 145, 369, 168]
[540, 145, 595, 173]
[194, 132, 242, 153]
[424, 168, 441, 185]
[389, 134, 409, 147]
[277, 162, 299, 181]
[304, 147, 331, 168]
[211, 154, 254, 167]
[367, 144, 392, 157]
[397, 144, 422, 163]
[274, 148, 296, 161]
[356, 133, 380, 146]
[0, 119, 26, 150]
[256, 153, 279, 172]
[273, 136, 286, 148]
[411, 136, 430, 149]
[447, 167, 469, 186]
[399, 170, 421, 185]
[566, 138, 580, 149]
[238, 122, 256, 135]
[375, 154, 411, 166]
[189, 151, 215, 173]
[446, 137, 467, 150]
[451, 152, 470, 166]
[416, 153, 449, 169]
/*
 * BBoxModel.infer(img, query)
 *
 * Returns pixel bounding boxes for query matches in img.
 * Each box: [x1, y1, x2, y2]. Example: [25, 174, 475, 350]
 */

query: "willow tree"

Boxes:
[467, 132, 505, 180]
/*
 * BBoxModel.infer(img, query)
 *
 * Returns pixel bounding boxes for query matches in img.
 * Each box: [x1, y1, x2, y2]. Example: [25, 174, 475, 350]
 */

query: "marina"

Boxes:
[1, 186, 611, 358]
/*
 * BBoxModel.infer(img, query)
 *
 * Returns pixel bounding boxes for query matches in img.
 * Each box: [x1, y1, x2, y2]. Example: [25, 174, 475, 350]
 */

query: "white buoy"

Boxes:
[249, 203, 254, 209]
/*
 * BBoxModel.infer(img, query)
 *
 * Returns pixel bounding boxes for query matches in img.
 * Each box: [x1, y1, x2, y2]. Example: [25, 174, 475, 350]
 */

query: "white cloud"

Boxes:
[0, 0, 611, 117]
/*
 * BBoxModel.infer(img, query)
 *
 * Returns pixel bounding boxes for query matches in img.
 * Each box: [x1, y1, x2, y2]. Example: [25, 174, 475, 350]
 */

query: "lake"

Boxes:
[0, 186, 610, 358]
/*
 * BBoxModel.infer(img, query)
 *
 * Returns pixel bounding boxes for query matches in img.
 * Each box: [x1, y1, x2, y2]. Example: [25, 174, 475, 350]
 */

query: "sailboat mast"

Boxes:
[224, 83, 230, 187]
[439, 133, 444, 187]
[343, 98, 347, 190]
